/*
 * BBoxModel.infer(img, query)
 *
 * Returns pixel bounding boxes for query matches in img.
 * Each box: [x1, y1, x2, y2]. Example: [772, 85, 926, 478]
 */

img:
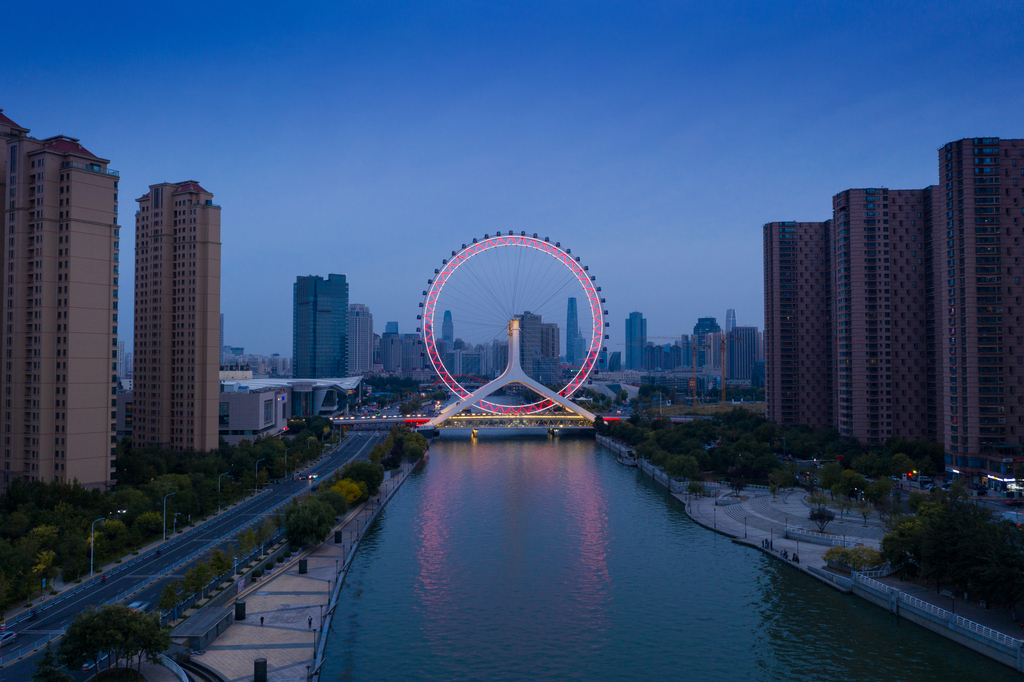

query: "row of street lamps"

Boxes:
[90, 432, 337, 581]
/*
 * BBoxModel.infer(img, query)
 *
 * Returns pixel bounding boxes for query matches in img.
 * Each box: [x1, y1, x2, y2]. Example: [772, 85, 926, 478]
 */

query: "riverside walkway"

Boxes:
[677, 485, 881, 591]
[193, 460, 419, 682]
[678, 483, 1024, 644]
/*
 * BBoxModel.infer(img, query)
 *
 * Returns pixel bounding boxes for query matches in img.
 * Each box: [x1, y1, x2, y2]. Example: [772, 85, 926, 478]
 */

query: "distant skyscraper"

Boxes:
[725, 309, 736, 333]
[693, 317, 721, 367]
[135, 180, 221, 453]
[625, 312, 647, 370]
[348, 304, 373, 374]
[293, 274, 349, 378]
[117, 341, 126, 378]
[566, 298, 584, 365]
[385, 321, 398, 335]
[442, 311, 454, 343]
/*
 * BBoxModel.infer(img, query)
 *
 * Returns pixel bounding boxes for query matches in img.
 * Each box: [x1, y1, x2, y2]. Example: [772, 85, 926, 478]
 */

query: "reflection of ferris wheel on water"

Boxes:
[419, 232, 606, 420]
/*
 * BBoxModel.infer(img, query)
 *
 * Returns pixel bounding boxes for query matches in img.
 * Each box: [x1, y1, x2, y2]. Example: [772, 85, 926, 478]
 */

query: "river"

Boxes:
[322, 434, 1016, 681]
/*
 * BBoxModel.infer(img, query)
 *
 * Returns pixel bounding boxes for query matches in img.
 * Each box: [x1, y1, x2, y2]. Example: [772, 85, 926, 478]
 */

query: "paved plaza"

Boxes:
[194, 466, 414, 682]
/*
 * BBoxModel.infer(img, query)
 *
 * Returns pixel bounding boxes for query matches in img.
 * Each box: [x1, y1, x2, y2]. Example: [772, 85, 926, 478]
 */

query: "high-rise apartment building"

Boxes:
[219, 313, 225, 363]
[2, 113, 120, 487]
[832, 187, 934, 445]
[728, 326, 758, 380]
[134, 181, 221, 451]
[939, 138, 1024, 481]
[763, 221, 833, 429]
[625, 312, 646, 370]
[293, 274, 348, 378]
[348, 303, 373, 375]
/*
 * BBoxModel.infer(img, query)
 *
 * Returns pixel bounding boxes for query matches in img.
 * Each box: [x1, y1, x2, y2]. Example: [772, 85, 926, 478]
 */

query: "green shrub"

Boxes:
[277, 556, 284, 563]
[265, 562, 274, 571]
[252, 569, 263, 579]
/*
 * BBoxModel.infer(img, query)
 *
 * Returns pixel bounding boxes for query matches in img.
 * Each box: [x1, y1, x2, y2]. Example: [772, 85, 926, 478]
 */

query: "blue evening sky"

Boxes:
[3, 1, 1022, 355]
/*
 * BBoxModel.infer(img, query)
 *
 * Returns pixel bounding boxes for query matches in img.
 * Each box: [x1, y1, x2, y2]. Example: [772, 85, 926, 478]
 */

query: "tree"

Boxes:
[318, 489, 349, 516]
[58, 606, 109, 671]
[854, 500, 873, 526]
[134, 511, 163, 537]
[159, 580, 182, 620]
[32, 644, 72, 682]
[819, 462, 843, 492]
[209, 550, 232, 577]
[344, 462, 384, 498]
[809, 506, 836, 533]
[32, 550, 57, 598]
[284, 498, 335, 547]
[687, 480, 705, 495]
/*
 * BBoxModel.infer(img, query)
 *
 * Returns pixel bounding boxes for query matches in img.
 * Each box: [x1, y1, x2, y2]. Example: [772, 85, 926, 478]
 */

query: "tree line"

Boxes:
[0, 416, 340, 617]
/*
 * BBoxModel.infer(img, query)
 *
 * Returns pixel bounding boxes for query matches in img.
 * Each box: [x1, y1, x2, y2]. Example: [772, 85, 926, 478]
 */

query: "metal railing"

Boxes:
[0, 628, 67, 667]
[159, 653, 189, 682]
[851, 573, 1023, 650]
[60, 161, 119, 177]
[785, 527, 861, 548]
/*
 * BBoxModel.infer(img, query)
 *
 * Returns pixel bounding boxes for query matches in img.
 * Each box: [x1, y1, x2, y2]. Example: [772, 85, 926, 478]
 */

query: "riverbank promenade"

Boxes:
[678, 483, 1024, 643]
[677, 486, 881, 585]
[194, 463, 417, 682]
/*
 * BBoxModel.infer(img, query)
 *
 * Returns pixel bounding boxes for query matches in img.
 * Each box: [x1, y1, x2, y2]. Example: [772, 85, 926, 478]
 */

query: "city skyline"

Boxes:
[4, 3, 1021, 357]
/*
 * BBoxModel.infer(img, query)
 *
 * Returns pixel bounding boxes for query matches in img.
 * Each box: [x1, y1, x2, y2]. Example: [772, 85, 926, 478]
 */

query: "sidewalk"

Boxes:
[196, 463, 415, 682]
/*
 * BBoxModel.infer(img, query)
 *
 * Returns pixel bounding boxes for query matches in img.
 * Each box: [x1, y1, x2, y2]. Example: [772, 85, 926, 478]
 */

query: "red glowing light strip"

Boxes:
[422, 235, 603, 415]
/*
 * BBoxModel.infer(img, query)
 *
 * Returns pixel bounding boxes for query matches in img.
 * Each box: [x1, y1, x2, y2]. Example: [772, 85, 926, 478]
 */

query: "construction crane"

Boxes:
[719, 335, 740, 405]
[691, 342, 711, 406]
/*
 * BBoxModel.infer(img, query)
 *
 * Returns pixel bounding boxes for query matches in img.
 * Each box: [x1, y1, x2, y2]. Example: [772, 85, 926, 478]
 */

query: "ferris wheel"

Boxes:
[419, 232, 606, 418]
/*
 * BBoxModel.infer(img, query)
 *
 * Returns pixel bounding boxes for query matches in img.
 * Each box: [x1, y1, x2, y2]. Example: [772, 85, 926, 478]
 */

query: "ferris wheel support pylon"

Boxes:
[423, 318, 596, 429]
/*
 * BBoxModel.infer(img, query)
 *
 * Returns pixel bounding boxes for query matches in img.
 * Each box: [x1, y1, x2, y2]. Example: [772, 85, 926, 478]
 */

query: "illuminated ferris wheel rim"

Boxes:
[419, 232, 605, 415]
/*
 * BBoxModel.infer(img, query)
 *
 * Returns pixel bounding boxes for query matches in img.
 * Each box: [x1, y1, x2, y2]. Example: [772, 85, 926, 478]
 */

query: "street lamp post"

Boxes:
[218, 472, 230, 512]
[163, 492, 176, 542]
[90, 517, 106, 577]
[255, 458, 266, 493]
[173, 512, 180, 536]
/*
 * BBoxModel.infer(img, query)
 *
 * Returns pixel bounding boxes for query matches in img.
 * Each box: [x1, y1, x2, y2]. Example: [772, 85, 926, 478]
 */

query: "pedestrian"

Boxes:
[260, 616, 264, 627]
[308, 615, 313, 629]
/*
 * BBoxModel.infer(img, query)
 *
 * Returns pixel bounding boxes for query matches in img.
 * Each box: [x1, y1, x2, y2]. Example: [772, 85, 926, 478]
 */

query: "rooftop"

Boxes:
[37, 135, 101, 160]
[173, 181, 208, 194]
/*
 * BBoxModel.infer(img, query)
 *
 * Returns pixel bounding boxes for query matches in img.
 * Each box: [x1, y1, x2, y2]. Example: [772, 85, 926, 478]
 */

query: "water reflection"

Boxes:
[324, 435, 1020, 682]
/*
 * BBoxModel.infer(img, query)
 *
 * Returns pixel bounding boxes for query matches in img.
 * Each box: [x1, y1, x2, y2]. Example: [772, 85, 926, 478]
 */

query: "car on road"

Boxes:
[81, 654, 109, 671]
[128, 601, 150, 612]
[0, 631, 17, 647]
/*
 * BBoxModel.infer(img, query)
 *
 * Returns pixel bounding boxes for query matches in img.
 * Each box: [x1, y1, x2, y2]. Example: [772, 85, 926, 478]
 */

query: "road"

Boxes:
[0, 432, 384, 680]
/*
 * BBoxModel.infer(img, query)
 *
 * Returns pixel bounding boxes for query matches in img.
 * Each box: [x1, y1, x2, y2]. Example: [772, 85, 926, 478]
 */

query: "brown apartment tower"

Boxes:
[940, 138, 1024, 484]
[1, 110, 119, 489]
[134, 182, 220, 451]
[831, 187, 937, 445]
[763, 221, 834, 428]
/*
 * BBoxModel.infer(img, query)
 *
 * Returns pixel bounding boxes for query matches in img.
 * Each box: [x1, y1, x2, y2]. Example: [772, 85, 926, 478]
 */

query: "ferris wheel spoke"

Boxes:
[421, 236, 602, 415]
